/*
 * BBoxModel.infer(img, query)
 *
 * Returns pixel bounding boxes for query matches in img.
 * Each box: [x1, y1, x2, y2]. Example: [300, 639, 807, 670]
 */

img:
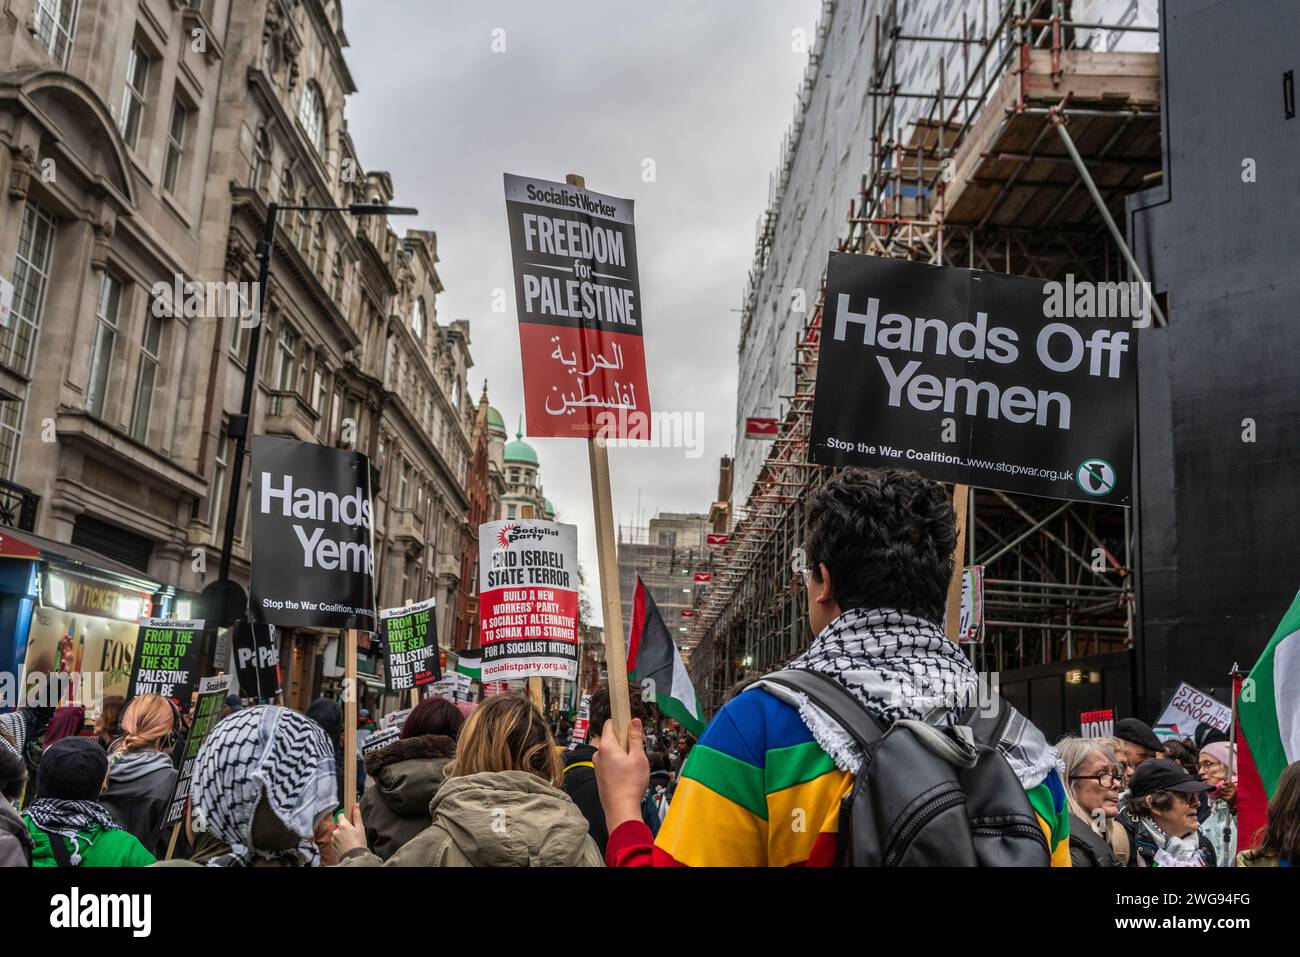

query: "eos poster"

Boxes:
[249, 435, 377, 631]
[477, 519, 579, 681]
[504, 173, 650, 438]
[809, 253, 1136, 504]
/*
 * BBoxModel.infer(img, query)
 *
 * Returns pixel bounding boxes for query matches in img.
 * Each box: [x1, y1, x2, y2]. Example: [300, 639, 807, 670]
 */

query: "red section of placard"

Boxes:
[519, 322, 650, 439]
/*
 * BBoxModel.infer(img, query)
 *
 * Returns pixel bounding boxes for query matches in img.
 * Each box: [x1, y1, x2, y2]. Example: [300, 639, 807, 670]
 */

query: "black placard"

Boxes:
[232, 619, 281, 699]
[125, 618, 202, 713]
[809, 253, 1137, 504]
[249, 435, 377, 630]
[379, 597, 440, 691]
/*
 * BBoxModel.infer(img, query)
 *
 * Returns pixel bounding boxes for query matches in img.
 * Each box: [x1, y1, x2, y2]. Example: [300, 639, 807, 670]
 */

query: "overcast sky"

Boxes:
[345, 1, 821, 627]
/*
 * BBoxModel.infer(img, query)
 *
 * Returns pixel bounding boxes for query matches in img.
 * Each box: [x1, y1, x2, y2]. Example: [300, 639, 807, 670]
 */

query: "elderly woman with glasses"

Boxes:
[1057, 737, 1128, 867]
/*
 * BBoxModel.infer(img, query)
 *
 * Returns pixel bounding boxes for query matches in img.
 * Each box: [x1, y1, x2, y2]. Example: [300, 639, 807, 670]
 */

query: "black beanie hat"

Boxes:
[36, 736, 108, 801]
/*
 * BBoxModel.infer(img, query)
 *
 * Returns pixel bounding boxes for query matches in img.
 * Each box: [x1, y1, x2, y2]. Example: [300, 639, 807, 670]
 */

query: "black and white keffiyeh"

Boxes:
[23, 798, 120, 865]
[759, 607, 1058, 789]
[189, 705, 337, 867]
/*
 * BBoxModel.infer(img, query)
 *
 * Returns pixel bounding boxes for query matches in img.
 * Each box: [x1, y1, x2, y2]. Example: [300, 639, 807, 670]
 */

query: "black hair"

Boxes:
[806, 467, 956, 622]
[588, 684, 654, 739]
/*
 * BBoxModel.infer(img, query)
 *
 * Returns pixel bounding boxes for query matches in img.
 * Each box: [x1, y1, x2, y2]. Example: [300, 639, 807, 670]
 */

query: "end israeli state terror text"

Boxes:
[487, 548, 572, 589]
[518, 213, 637, 325]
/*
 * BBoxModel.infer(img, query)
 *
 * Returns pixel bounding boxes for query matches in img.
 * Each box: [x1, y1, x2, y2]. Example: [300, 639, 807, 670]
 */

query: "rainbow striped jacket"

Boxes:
[610, 686, 1070, 867]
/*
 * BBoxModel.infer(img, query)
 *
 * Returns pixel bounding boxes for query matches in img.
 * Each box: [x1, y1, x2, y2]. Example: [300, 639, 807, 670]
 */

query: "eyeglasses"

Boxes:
[1070, 769, 1123, 789]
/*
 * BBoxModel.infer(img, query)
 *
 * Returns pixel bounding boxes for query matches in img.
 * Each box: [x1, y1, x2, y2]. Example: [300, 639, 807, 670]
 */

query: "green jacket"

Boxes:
[25, 819, 156, 867]
[341, 770, 603, 867]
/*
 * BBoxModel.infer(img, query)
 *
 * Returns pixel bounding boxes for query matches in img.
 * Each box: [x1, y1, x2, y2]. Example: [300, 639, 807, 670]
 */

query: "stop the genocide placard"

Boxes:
[478, 519, 579, 682]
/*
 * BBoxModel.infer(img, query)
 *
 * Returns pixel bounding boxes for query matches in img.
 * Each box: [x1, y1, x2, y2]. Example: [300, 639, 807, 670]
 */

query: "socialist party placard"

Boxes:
[379, 597, 440, 691]
[504, 173, 650, 439]
[164, 674, 231, 826]
[478, 519, 579, 681]
[126, 618, 202, 712]
[250, 435, 377, 630]
[809, 254, 1137, 504]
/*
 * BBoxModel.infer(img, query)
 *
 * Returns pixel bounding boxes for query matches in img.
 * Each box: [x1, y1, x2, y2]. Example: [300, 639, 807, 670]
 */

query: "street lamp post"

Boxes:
[211, 197, 419, 627]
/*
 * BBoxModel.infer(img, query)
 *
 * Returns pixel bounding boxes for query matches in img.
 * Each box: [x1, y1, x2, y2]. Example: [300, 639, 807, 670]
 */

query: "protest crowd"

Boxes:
[0, 468, 1295, 870]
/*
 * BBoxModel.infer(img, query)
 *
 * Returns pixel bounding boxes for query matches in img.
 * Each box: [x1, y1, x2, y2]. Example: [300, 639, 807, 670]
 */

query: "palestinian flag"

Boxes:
[627, 576, 705, 737]
[455, 651, 482, 682]
[1239, 588, 1300, 797]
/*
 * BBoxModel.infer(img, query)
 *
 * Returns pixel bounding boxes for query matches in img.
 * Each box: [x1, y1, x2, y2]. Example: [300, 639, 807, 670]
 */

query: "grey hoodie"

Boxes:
[341, 770, 603, 867]
[100, 749, 178, 857]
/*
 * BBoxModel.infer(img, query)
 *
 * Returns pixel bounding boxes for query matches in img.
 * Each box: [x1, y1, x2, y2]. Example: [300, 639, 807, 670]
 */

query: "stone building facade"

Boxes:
[0, 0, 475, 710]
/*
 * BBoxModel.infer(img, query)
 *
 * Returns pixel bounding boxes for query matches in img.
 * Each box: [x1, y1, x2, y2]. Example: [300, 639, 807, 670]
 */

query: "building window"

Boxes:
[343, 394, 360, 448]
[521, 505, 534, 519]
[411, 297, 425, 339]
[250, 126, 270, 192]
[312, 220, 328, 275]
[130, 310, 163, 442]
[507, 504, 517, 520]
[86, 273, 122, 418]
[208, 426, 229, 541]
[278, 166, 295, 207]
[273, 324, 298, 391]
[298, 81, 325, 154]
[295, 200, 311, 252]
[162, 97, 189, 195]
[0, 402, 22, 482]
[1, 202, 56, 377]
[330, 251, 345, 299]
[398, 462, 410, 509]
[311, 366, 326, 414]
[33, 0, 78, 67]
[119, 42, 150, 151]
[229, 288, 251, 364]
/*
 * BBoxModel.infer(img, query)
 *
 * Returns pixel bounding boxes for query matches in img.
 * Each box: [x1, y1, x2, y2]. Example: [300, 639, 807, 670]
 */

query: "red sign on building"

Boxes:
[706, 534, 729, 547]
[745, 417, 779, 438]
[693, 572, 712, 583]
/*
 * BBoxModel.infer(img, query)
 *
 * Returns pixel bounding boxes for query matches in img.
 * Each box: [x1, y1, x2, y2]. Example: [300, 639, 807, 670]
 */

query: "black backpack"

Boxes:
[764, 670, 1051, 867]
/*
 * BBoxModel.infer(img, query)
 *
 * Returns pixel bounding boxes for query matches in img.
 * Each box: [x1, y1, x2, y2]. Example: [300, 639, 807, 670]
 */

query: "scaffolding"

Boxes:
[689, 0, 1161, 716]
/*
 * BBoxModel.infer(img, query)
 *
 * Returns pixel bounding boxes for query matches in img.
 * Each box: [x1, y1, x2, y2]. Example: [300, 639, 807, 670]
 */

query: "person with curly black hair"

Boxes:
[594, 467, 1070, 866]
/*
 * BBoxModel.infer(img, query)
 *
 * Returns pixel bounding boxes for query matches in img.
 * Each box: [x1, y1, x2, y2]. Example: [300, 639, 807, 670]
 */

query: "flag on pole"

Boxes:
[626, 576, 705, 737]
[1238, 588, 1300, 798]
[1232, 672, 1268, 851]
[455, 651, 482, 682]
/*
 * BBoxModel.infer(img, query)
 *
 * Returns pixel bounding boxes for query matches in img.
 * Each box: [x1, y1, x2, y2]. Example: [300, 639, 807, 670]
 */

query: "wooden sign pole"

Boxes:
[343, 628, 358, 805]
[945, 484, 970, 643]
[568, 171, 632, 749]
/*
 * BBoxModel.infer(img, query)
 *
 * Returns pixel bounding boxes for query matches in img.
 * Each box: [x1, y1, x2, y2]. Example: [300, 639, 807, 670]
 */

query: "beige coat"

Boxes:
[341, 769, 603, 867]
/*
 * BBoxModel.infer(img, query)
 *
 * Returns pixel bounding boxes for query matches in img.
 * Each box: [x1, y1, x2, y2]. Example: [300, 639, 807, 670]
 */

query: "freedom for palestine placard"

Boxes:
[504, 173, 651, 439]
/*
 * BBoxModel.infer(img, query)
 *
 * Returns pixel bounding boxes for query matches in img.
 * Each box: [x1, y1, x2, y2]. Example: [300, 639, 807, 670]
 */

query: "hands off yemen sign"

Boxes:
[478, 519, 579, 681]
[250, 435, 377, 631]
[809, 254, 1136, 504]
[503, 173, 650, 439]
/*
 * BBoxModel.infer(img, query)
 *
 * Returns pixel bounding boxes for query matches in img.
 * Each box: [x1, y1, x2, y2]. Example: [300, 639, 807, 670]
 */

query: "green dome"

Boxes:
[486, 406, 506, 430]
[543, 499, 555, 517]
[505, 429, 539, 466]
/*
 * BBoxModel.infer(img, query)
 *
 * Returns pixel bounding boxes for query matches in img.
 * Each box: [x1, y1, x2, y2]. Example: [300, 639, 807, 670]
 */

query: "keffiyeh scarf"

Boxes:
[762, 607, 1058, 789]
[189, 705, 337, 867]
[1140, 817, 1208, 867]
[23, 798, 120, 865]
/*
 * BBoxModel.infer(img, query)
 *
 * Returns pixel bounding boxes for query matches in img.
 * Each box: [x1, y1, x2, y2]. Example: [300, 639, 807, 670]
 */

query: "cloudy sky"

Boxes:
[345, 1, 821, 625]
